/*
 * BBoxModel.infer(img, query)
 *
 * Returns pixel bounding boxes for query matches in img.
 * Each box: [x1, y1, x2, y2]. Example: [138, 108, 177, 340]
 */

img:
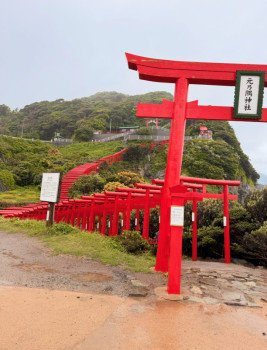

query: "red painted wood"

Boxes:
[155, 78, 189, 273]
[168, 196, 184, 294]
[186, 101, 267, 122]
[126, 52, 267, 85]
[138, 65, 237, 85]
[137, 100, 267, 122]
[224, 185, 231, 263]
[192, 191, 197, 261]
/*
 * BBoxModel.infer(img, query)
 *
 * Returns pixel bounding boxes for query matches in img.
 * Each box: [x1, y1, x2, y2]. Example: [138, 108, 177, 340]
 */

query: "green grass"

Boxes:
[0, 217, 156, 272]
[59, 141, 124, 161]
[0, 187, 40, 208]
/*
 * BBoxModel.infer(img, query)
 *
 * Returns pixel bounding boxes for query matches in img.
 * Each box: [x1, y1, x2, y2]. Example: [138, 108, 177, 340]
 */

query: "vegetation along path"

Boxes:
[0, 229, 267, 349]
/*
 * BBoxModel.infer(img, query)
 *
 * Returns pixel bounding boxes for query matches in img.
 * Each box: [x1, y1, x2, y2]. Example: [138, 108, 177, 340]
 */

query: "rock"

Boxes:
[130, 279, 149, 288]
[199, 278, 217, 286]
[202, 297, 219, 305]
[198, 273, 217, 278]
[222, 292, 243, 301]
[247, 302, 262, 308]
[224, 301, 248, 307]
[254, 286, 267, 293]
[231, 258, 248, 265]
[190, 286, 203, 295]
[244, 281, 256, 287]
[260, 297, 267, 302]
[190, 268, 200, 273]
[232, 272, 249, 279]
[154, 286, 184, 301]
[231, 281, 247, 290]
[103, 286, 113, 292]
[128, 290, 148, 298]
[220, 274, 234, 280]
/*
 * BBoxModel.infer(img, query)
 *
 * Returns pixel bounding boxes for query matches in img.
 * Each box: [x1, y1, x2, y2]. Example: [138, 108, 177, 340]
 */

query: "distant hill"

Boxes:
[0, 91, 260, 187]
[0, 91, 173, 141]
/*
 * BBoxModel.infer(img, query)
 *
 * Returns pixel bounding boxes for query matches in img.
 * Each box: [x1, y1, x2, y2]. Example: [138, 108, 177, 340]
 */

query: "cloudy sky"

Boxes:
[1, 0, 267, 175]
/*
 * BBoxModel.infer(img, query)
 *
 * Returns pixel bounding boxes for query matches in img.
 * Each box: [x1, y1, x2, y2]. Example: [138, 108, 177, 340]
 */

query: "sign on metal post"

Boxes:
[40, 173, 61, 227]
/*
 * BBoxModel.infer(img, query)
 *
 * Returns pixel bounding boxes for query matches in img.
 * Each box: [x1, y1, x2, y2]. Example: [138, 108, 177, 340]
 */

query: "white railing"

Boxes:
[124, 135, 169, 141]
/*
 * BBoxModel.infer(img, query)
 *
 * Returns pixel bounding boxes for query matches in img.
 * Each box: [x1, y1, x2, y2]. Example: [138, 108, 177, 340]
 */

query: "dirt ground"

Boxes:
[0, 230, 267, 350]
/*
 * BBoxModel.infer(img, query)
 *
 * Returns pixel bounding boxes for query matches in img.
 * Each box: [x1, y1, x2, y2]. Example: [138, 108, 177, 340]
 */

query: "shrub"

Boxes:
[136, 127, 152, 135]
[69, 173, 106, 198]
[73, 126, 93, 142]
[104, 181, 127, 192]
[47, 223, 77, 236]
[113, 230, 150, 254]
[0, 169, 16, 190]
[245, 188, 267, 225]
[238, 221, 267, 266]
[117, 171, 144, 188]
[122, 145, 151, 162]
[48, 148, 62, 157]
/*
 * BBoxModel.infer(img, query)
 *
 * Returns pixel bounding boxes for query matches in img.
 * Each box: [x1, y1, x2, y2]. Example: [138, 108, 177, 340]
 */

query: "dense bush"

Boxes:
[0, 169, 15, 190]
[231, 221, 267, 266]
[122, 145, 151, 162]
[69, 173, 106, 198]
[245, 187, 267, 225]
[117, 171, 144, 188]
[136, 127, 152, 135]
[104, 181, 127, 192]
[113, 230, 150, 254]
[73, 126, 93, 142]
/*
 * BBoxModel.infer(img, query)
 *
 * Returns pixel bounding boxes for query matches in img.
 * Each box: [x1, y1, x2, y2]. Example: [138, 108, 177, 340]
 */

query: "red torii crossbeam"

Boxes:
[126, 53, 267, 294]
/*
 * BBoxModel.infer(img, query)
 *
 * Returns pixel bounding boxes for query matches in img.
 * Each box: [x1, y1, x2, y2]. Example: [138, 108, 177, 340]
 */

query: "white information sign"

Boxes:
[237, 75, 260, 115]
[170, 206, 184, 227]
[40, 173, 61, 203]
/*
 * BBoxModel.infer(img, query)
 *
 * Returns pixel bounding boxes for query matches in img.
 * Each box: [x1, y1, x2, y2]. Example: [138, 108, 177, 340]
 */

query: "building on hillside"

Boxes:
[199, 126, 212, 140]
[119, 126, 140, 133]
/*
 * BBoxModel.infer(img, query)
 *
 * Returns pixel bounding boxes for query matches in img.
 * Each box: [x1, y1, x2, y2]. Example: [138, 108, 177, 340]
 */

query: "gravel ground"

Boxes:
[0, 230, 267, 350]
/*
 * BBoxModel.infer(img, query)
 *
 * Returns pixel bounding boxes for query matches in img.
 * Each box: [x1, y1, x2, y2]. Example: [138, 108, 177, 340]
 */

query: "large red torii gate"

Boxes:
[126, 53, 267, 294]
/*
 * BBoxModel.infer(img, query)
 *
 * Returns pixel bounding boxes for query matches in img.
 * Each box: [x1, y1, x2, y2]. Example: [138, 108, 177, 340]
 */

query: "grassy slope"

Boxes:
[0, 218, 155, 273]
[59, 141, 123, 161]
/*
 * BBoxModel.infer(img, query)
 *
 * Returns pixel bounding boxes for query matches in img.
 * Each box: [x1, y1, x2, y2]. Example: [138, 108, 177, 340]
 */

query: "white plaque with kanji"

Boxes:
[237, 75, 260, 115]
[40, 173, 60, 203]
[170, 206, 184, 226]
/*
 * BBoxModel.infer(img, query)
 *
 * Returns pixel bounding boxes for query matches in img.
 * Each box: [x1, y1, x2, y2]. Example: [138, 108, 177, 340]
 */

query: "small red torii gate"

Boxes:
[126, 53, 267, 294]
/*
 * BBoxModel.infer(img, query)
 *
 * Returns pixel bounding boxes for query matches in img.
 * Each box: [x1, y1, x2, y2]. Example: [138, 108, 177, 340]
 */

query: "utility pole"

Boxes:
[21, 120, 24, 138]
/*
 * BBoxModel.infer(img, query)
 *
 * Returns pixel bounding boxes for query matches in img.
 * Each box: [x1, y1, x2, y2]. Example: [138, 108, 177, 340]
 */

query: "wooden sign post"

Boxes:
[40, 173, 61, 227]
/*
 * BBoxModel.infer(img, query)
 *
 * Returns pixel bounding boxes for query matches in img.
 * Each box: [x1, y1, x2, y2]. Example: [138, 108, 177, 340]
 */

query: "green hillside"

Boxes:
[0, 91, 173, 140]
[0, 91, 259, 193]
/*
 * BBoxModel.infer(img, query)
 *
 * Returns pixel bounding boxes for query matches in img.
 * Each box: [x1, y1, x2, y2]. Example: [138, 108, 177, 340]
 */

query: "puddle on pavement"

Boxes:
[14, 262, 56, 273]
[72, 272, 113, 282]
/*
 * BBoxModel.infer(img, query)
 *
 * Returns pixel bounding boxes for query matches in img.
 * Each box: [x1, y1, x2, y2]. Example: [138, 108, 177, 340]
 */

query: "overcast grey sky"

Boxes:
[1, 0, 267, 175]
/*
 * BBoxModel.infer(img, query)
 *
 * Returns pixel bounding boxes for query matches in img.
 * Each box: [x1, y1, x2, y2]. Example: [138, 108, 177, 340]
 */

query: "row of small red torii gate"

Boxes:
[0, 174, 240, 270]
